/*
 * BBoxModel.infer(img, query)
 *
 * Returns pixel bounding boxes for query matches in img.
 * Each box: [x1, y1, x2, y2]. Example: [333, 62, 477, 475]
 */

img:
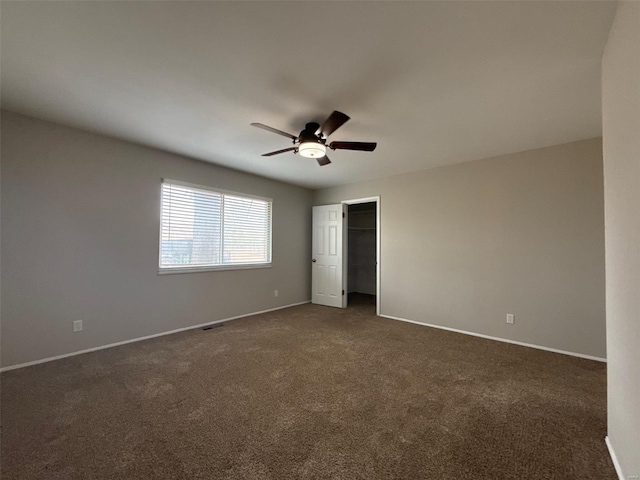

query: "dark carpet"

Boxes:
[1, 294, 616, 479]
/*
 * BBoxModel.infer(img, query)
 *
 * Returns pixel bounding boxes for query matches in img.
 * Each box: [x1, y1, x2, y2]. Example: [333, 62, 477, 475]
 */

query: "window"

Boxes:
[159, 180, 272, 273]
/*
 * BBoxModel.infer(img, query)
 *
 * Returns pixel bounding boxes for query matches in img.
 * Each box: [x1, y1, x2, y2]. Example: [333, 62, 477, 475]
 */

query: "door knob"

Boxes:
[312, 259, 317, 262]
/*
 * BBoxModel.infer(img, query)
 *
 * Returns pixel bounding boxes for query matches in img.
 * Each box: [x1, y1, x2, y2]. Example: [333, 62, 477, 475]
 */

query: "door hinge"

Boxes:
[342, 290, 345, 295]
[342, 212, 345, 218]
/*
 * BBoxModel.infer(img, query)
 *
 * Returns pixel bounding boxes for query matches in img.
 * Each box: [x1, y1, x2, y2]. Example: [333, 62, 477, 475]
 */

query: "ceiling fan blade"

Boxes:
[251, 123, 297, 140]
[329, 141, 377, 152]
[261, 147, 297, 157]
[316, 156, 331, 166]
[320, 111, 350, 137]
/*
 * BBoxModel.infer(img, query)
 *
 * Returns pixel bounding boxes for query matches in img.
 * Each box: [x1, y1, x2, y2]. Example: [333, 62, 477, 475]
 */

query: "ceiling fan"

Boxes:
[251, 111, 377, 166]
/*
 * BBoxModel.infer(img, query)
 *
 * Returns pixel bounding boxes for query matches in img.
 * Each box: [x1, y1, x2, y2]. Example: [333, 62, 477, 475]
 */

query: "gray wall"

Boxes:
[1, 111, 313, 368]
[315, 138, 606, 359]
[602, 2, 640, 477]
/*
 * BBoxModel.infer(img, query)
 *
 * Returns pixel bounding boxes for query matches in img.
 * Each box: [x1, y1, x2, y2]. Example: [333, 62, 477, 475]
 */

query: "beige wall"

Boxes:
[602, 2, 640, 478]
[0, 111, 313, 368]
[315, 138, 606, 359]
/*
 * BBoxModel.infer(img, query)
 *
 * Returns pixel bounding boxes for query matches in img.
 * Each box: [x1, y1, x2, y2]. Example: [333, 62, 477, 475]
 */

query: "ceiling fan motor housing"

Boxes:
[297, 122, 326, 158]
[299, 123, 323, 143]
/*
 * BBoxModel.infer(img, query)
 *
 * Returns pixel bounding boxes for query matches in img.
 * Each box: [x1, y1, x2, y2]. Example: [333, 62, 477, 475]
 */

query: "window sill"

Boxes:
[158, 263, 272, 275]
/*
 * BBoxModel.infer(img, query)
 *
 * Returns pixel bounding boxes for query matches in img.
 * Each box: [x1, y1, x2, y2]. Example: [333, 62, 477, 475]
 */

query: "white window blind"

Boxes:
[160, 180, 271, 271]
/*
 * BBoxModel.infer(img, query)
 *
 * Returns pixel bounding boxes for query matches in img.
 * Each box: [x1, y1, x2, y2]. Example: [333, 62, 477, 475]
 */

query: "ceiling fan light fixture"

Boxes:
[298, 141, 326, 158]
[252, 111, 375, 164]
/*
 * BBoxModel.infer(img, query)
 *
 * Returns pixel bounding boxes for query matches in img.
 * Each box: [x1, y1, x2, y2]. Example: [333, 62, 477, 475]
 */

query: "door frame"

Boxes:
[341, 196, 381, 315]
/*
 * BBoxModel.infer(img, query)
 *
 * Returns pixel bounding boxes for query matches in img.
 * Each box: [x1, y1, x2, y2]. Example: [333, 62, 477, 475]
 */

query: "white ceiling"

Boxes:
[1, 1, 616, 189]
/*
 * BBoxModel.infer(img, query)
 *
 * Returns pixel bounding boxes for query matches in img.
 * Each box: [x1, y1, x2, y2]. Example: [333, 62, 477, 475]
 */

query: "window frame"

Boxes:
[158, 179, 273, 275]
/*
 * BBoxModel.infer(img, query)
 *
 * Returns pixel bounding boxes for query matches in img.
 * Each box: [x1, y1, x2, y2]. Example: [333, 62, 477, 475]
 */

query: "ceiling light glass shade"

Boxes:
[298, 141, 326, 158]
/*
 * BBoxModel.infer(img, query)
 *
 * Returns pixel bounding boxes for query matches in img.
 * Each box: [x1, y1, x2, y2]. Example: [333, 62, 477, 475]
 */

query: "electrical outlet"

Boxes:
[506, 314, 515, 324]
[73, 320, 83, 332]
[274, 290, 279, 297]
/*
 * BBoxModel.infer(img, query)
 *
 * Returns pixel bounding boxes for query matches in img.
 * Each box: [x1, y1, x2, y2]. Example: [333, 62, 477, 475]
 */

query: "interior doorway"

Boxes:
[343, 198, 379, 314]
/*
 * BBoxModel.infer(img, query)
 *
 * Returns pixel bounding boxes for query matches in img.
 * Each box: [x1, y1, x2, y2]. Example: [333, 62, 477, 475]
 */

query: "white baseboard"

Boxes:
[379, 314, 606, 363]
[0, 300, 311, 372]
[605, 436, 625, 480]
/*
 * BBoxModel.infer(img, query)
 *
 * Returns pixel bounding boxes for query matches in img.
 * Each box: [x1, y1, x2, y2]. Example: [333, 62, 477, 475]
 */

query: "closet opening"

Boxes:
[345, 201, 377, 312]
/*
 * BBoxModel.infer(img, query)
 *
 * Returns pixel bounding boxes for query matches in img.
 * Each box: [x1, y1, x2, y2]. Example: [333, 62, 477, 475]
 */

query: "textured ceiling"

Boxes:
[1, 1, 616, 189]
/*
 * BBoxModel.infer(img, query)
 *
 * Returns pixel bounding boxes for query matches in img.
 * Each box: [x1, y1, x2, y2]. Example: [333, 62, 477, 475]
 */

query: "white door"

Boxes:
[312, 204, 345, 308]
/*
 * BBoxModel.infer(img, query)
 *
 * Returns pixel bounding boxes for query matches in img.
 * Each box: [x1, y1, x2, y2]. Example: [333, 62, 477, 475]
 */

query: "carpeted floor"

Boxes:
[1, 295, 616, 479]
